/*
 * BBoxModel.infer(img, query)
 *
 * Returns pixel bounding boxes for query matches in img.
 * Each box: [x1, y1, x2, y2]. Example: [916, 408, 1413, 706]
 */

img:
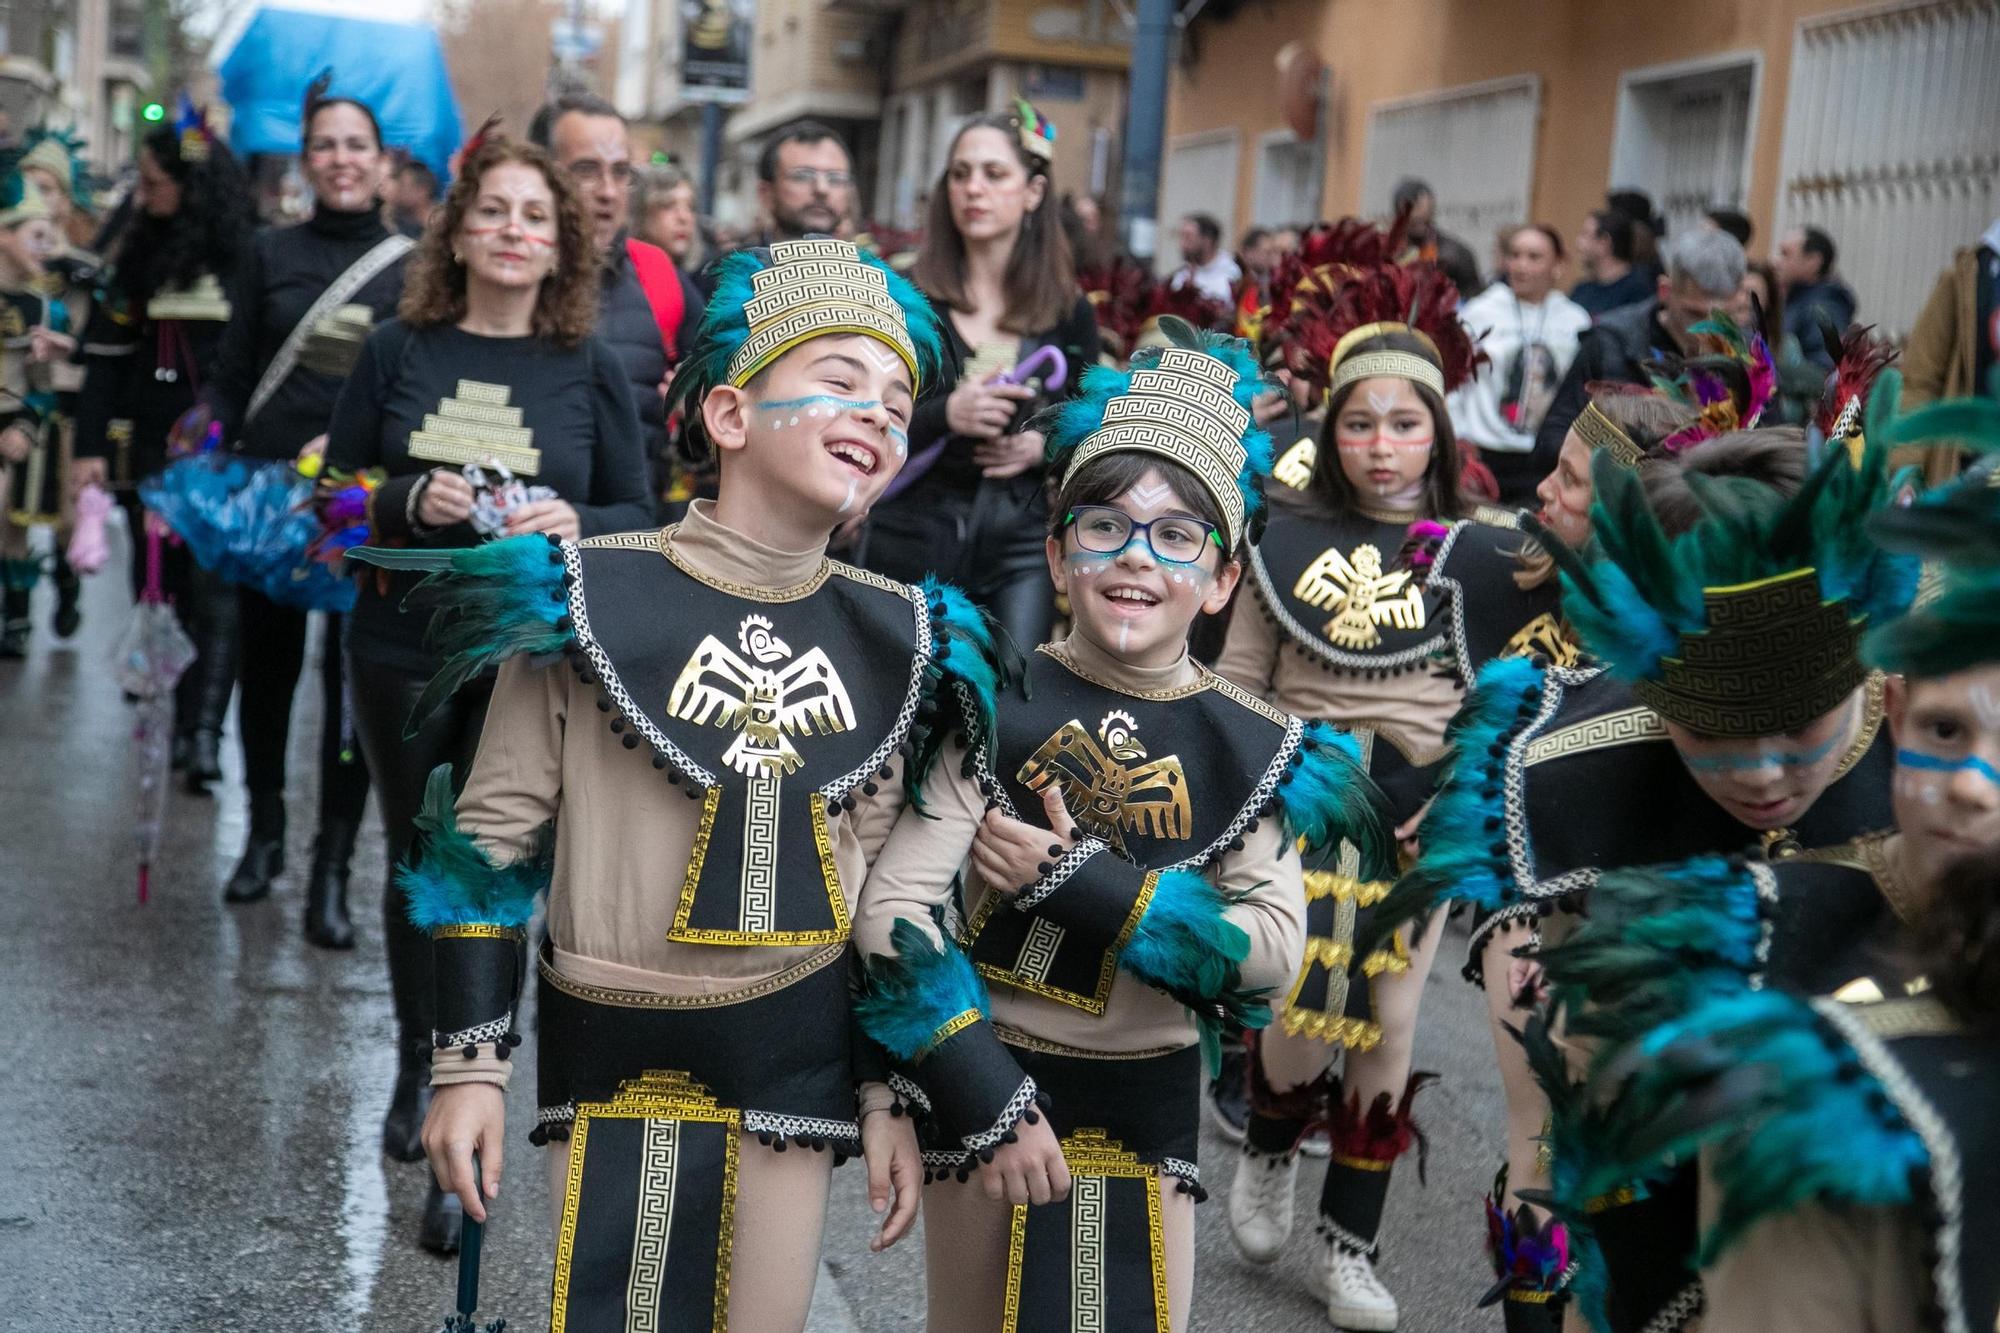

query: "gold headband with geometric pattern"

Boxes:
[1572, 401, 1646, 468]
[1063, 347, 1254, 547]
[724, 238, 922, 389]
[1329, 321, 1445, 397]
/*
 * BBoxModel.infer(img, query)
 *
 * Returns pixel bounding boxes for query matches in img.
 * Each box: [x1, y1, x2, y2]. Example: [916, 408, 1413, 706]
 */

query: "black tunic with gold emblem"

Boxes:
[1426, 511, 1581, 675]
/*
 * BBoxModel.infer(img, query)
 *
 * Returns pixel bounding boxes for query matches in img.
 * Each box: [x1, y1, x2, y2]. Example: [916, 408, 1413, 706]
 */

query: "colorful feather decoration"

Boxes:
[398, 764, 554, 930]
[856, 916, 992, 1061]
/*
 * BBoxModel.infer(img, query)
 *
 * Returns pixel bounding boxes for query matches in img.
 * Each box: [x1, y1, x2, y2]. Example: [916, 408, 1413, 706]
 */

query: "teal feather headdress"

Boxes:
[1551, 423, 1918, 737]
[0, 143, 47, 229]
[1043, 318, 1275, 549]
[21, 126, 88, 210]
[669, 238, 951, 458]
[1859, 373, 2000, 679]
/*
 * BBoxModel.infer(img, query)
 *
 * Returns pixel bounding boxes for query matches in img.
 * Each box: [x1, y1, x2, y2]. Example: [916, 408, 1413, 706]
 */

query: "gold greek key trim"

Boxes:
[550, 1071, 743, 1333]
[1832, 672, 1888, 782]
[431, 922, 525, 941]
[657, 524, 833, 602]
[1000, 1131, 1171, 1333]
[1039, 642, 1290, 723]
[1113, 871, 1158, 959]
[1522, 705, 1668, 766]
[1351, 501, 1421, 525]
[667, 789, 851, 946]
[1573, 401, 1645, 468]
[539, 940, 849, 1009]
[921, 1009, 982, 1058]
[828, 559, 912, 597]
[967, 887, 1121, 1017]
[1198, 670, 1293, 726]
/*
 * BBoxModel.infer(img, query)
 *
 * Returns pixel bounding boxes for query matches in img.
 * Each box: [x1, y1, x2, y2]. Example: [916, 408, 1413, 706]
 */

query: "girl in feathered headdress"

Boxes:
[853, 321, 1385, 1331]
[1205, 245, 1482, 1329]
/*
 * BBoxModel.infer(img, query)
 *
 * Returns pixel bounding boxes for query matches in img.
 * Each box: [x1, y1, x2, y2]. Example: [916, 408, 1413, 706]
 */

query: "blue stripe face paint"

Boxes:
[1677, 729, 1844, 774]
[754, 395, 882, 414]
[1896, 748, 2000, 786]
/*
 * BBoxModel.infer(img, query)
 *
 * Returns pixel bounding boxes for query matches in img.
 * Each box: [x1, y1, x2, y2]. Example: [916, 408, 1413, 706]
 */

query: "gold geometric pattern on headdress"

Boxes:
[1329, 321, 1445, 396]
[1633, 567, 1868, 737]
[1063, 347, 1253, 547]
[1572, 402, 1645, 468]
[724, 238, 922, 390]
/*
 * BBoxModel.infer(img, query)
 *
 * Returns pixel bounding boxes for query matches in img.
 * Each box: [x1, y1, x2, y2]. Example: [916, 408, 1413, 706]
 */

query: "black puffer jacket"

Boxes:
[596, 234, 703, 465]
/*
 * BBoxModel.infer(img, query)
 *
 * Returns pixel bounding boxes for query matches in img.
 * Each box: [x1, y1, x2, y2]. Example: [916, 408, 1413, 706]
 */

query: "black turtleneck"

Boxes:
[206, 205, 411, 460]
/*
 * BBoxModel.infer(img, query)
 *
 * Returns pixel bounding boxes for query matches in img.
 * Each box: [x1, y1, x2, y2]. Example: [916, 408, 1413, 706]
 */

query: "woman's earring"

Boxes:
[452, 251, 464, 264]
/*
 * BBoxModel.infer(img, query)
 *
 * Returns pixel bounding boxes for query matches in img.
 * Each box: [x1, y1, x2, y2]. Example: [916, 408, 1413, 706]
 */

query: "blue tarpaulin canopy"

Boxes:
[218, 6, 462, 176]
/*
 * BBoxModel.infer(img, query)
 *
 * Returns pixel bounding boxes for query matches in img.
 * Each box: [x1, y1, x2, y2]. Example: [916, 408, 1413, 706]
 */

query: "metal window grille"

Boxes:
[1361, 75, 1541, 253]
[1774, 0, 2000, 339]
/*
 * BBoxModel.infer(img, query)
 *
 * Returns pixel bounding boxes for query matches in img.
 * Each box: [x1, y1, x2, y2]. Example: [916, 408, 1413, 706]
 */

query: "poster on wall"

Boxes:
[680, 0, 755, 104]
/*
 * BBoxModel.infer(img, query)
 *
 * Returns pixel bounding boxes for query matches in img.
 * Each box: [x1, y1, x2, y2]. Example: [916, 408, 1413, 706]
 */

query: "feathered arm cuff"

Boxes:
[396, 764, 552, 1085]
[347, 532, 577, 730]
[1356, 657, 1545, 961]
[906, 579, 1016, 812]
[857, 919, 1042, 1161]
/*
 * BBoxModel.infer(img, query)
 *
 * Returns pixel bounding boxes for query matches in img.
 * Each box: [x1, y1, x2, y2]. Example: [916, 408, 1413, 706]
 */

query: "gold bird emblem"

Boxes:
[667, 615, 855, 778]
[1017, 709, 1190, 856]
[1293, 543, 1427, 649]
[1502, 612, 1580, 668]
[1272, 439, 1316, 492]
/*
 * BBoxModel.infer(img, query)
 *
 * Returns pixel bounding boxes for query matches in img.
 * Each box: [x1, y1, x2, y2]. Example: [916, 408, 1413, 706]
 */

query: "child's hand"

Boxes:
[422, 1081, 506, 1223]
[981, 1112, 1072, 1205]
[972, 787, 1079, 895]
[861, 1105, 923, 1251]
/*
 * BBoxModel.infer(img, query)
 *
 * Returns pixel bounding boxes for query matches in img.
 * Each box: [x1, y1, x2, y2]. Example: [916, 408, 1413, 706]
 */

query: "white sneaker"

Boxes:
[1323, 1239, 1399, 1331]
[1226, 1145, 1297, 1263]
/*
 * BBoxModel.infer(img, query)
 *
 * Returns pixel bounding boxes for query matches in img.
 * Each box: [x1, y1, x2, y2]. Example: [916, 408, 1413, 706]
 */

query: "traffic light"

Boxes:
[141, 101, 166, 123]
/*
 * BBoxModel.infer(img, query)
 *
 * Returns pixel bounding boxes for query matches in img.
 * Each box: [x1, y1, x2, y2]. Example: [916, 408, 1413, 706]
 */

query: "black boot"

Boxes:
[224, 792, 287, 903]
[383, 1039, 433, 1162]
[51, 550, 80, 639]
[418, 1177, 463, 1255]
[302, 820, 358, 949]
[181, 567, 237, 794]
[0, 558, 35, 659]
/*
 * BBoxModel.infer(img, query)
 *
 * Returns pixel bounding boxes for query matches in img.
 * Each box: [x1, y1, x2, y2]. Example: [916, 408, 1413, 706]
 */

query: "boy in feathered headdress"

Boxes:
[1359, 364, 1916, 1330]
[353, 237, 1017, 1329]
[852, 322, 1387, 1330]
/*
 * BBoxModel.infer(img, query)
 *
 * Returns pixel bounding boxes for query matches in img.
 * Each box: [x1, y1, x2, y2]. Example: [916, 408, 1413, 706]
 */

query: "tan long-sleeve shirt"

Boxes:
[437, 502, 908, 1087]
[855, 631, 1307, 1056]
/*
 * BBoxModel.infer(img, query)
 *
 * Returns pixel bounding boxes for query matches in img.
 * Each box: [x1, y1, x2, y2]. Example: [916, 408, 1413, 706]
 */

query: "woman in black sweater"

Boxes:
[861, 103, 1099, 647]
[325, 130, 651, 1252]
[72, 120, 253, 791]
[202, 83, 413, 941]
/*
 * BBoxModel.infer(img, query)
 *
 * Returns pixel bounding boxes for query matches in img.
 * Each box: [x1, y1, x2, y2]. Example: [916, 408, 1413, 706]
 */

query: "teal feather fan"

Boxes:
[1043, 320, 1278, 534]
[398, 765, 554, 930]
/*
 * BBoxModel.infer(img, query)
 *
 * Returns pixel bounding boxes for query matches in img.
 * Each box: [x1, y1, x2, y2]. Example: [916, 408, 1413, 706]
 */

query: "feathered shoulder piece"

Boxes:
[906, 579, 1017, 810]
[1649, 312, 1776, 453]
[1267, 721, 1392, 879]
[1266, 258, 1480, 398]
[670, 239, 952, 458]
[1554, 428, 1919, 737]
[1042, 320, 1274, 548]
[346, 533, 577, 725]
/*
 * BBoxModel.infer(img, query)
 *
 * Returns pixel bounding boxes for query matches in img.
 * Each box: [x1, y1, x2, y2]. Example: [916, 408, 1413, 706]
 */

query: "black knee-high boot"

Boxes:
[224, 790, 287, 903]
[1, 557, 38, 658]
[181, 565, 238, 793]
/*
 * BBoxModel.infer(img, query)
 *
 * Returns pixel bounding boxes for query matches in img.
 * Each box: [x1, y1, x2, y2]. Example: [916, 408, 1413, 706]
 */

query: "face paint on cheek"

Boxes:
[838, 477, 858, 513]
[1679, 729, 1844, 774]
[1896, 748, 2000, 787]
[1335, 435, 1435, 454]
[888, 425, 908, 457]
[1065, 550, 1113, 576]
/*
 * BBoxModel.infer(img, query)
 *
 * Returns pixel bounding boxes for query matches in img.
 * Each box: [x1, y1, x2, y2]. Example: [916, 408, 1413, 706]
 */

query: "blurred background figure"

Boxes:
[1170, 210, 1239, 303]
[1776, 223, 1855, 369]
[1570, 208, 1648, 316]
[755, 120, 853, 244]
[636, 162, 700, 274]
[387, 155, 439, 237]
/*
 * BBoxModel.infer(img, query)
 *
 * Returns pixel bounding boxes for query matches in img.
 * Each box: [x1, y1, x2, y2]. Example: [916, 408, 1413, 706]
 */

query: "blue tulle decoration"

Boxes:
[141, 457, 356, 613]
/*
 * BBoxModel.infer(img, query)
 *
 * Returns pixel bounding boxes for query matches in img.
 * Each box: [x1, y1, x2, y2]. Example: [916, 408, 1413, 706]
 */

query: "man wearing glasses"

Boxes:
[756, 121, 855, 243]
[531, 93, 704, 514]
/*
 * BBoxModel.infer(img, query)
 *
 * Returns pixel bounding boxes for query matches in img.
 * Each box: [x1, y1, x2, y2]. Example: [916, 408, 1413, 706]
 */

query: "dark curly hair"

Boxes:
[397, 137, 598, 347]
[110, 127, 254, 309]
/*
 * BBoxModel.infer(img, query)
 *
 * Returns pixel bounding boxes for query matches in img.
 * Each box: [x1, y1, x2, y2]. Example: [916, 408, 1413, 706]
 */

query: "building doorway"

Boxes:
[1610, 53, 1760, 241]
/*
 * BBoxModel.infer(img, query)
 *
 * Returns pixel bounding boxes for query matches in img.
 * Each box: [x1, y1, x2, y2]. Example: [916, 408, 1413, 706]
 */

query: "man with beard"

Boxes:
[757, 120, 854, 243]
[531, 93, 703, 512]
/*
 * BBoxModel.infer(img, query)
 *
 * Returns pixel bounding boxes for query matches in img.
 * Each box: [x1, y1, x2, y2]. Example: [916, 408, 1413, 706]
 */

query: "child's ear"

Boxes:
[1045, 534, 1067, 595]
[702, 385, 753, 457]
[1201, 557, 1242, 614]
[1884, 673, 1907, 747]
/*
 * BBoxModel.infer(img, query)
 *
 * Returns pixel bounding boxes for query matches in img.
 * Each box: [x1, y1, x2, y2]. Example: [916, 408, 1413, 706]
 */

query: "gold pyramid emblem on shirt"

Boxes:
[408, 378, 541, 476]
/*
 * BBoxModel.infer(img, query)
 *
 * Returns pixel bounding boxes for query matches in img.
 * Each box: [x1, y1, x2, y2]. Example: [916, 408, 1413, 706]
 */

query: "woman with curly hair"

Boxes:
[70, 120, 254, 789]
[324, 129, 651, 1253]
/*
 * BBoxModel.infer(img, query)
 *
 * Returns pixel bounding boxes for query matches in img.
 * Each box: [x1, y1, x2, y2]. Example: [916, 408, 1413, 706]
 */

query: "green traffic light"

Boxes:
[141, 102, 166, 122]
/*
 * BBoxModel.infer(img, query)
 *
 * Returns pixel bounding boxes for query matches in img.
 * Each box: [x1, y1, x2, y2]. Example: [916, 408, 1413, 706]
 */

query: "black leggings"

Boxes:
[346, 651, 494, 1044]
[863, 473, 1056, 650]
[235, 588, 370, 826]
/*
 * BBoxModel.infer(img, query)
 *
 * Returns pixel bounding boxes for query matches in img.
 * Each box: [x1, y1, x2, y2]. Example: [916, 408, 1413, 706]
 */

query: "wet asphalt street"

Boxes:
[0, 521, 1507, 1332]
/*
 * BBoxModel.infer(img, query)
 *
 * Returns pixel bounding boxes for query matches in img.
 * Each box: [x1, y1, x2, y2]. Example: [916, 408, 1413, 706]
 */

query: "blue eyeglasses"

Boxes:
[1063, 505, 1222, 565]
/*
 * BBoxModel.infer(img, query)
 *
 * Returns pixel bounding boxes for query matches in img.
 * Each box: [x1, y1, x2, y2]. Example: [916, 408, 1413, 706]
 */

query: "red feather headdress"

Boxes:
[1267, 258, 1481, 396]
[1815, 322, 1900, 441]
[1078, 256, 1231, 360]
